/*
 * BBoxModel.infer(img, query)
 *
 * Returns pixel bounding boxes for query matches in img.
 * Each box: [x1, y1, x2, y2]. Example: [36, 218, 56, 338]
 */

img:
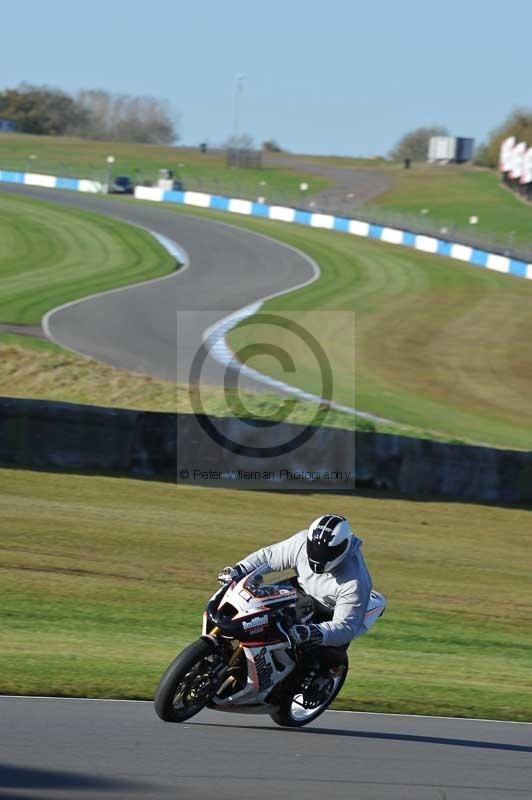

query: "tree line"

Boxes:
[389, 125, 449, 161]
[475, 108, 532, 168]
[390, 110, 532, 167]
[0, 83, 178, 145]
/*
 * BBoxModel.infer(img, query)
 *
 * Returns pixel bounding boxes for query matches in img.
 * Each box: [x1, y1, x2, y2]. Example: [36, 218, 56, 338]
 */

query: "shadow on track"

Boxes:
[0, 763, 151, 795]
[191, 722, 532, 753]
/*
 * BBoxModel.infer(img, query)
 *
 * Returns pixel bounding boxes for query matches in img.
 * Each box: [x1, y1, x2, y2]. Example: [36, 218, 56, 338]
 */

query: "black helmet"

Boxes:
[306, 514, 352, 574]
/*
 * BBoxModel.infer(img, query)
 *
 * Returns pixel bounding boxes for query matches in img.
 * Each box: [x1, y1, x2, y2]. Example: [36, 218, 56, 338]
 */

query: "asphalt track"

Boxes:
[1, 697, 531, 800]
[263, 152, 393, 211]
[1, 183, 317, 387]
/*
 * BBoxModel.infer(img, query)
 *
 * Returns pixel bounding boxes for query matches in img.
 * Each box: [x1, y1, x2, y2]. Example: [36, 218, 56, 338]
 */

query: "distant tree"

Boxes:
[0, 83, 178, 144]
[262, 138, 282, 152]
[225, 133, 255, 150]
[475, 108, 532, 168]
[0, 83, 88, 135]
[389, 125, 449, 162]
[74, 90, 177, 145]
[72, 89, 110, 139]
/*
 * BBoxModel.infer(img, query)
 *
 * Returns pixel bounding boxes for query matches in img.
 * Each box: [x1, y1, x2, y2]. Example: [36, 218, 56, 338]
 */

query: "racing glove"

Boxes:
[217, 564, 249, 585]
[289, 623, 324, 651]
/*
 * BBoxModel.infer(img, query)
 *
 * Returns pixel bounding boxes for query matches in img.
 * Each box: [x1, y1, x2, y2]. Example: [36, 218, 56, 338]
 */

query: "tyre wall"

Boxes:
[1, 397, 531, 504]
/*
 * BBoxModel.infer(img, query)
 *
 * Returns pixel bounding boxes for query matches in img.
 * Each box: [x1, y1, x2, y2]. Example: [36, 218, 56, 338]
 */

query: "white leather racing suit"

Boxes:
[238, 531, 373, 647]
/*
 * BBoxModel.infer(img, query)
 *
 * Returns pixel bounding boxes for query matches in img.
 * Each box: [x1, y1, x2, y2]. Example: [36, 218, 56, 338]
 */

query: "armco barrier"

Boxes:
[0, 170, 103, 194]
[1, 397, 531, 503]
[134, 185, 532, 280]
[1, 168, 531, 280]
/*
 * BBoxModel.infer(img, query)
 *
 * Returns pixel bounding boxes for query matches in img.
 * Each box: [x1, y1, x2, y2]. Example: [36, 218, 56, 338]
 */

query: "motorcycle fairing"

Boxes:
[209, 640, 296, 708]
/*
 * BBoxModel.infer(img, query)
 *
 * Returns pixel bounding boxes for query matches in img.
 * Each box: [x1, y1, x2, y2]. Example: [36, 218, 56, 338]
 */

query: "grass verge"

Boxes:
[0, 133, 329, 204]
[0, 191, 175, 324]
[106, 195, 532, 451]
[1, 468, 531, 721]
[3, 132, 530, 248]
[0, 336, 465, 443]
[4, 187, 532, 449]
[366, 164, 532, 253]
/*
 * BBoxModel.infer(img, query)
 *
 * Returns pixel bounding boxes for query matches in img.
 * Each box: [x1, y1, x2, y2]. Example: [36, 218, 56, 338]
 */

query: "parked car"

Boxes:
[109, 175, 134, 194]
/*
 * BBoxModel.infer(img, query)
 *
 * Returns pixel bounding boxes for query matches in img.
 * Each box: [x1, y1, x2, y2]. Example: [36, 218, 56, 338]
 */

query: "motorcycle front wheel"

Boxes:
[154, 638, 219, 723]
[270, 654, 348, 728]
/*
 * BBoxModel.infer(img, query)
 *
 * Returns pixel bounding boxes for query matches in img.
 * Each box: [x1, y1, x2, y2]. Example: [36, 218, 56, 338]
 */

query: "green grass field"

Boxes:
[3, 188, 532, 449]
[365, 164, 532, 254]
[2, 131, 531, 253]
[0, 335, 365, 432]
[261, 154, 532, 255]
[108, 196, 532, 450]
[1, 468, 531, 721]
[234, 221, 532, 450]
[1, 336, 477, 443]
[2, 141, 532, 724]
[0, 191, 175, 324]
[0, 190, 412, 439]
[0, 133, 329, 205]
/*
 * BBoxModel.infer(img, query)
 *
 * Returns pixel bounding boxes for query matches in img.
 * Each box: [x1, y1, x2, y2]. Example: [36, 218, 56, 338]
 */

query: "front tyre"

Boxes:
[270, 654, 348, 728]
[154, 639, 219, 723]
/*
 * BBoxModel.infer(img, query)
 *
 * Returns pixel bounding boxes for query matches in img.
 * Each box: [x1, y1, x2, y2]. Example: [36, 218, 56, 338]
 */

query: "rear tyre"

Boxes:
[270, 653, 348, 728]
[154, 639, 219, 723]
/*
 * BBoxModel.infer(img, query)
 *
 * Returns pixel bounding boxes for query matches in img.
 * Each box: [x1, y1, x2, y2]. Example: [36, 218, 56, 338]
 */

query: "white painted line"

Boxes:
[42, 225, 188, 351]
[0, 694, 152, 704]
[147, 231, 188, 263]
[199, 224, 393, 425]
[2, 695, 530, 725]
[328, 709, 532, 725]
[204, 302, 391, 424]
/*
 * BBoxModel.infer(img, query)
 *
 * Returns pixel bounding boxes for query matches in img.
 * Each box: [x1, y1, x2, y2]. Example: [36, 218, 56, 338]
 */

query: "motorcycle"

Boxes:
[154, 566, 386, 728]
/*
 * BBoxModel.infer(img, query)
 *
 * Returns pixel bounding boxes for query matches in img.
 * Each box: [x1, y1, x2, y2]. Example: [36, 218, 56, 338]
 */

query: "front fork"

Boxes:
[201, 626, 244, 696]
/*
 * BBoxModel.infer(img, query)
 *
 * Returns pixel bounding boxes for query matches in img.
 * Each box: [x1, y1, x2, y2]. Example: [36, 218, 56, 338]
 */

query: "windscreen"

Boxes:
[242, 573, 295, 599]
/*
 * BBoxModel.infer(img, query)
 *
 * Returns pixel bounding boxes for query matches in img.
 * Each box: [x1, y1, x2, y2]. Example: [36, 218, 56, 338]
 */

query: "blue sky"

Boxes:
[2, 0, 531, 156]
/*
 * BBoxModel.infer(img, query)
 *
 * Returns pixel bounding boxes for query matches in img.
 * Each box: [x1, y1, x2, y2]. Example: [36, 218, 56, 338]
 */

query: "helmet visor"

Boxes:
[307, 537, 348, 572]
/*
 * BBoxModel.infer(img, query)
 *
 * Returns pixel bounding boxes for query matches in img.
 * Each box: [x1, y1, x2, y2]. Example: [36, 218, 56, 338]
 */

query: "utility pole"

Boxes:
[233, 74, 244, 142]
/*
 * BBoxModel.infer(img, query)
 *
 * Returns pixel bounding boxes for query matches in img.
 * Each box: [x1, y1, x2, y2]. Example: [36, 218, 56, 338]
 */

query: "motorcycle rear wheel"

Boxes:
[154, 639, 219, 723]
[270, 654, 348, 728]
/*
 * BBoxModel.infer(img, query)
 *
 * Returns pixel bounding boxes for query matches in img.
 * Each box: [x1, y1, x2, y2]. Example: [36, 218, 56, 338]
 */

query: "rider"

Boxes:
[217, 514, 373, 665]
